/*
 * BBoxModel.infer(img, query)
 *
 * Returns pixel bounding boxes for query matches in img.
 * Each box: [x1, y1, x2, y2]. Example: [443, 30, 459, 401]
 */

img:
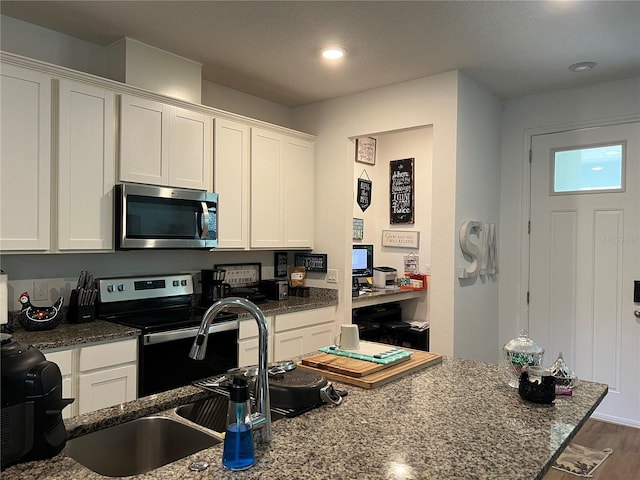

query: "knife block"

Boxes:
[67, 289, 96, 323]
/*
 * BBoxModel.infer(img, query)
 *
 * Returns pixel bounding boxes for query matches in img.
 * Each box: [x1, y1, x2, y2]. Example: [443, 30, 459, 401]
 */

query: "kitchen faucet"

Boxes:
[189, 297, 272, 444]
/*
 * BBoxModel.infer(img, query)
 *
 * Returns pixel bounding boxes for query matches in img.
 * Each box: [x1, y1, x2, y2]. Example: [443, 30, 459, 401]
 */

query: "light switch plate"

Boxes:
[327, 269, 338, 284]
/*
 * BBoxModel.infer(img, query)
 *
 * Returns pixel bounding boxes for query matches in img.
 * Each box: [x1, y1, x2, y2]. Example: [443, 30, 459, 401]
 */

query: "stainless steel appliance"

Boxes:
[96, 273, 238, 396]
[115, 183, 218, 250]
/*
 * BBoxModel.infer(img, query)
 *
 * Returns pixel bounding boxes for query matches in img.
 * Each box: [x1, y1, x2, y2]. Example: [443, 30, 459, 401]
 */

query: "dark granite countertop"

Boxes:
[2, 355, 607, 480]
[7, 288, 338, 351]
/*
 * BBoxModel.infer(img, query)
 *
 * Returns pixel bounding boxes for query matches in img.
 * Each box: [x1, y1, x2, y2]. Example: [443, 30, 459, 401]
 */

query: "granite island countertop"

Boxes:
[2, 355, 607, 480]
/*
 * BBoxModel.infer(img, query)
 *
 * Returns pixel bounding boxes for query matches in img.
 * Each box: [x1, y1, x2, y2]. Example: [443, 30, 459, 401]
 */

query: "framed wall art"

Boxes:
[382, 230, 420, 248]
[390, 157, 414, 224]
[355, 137, 377, 165]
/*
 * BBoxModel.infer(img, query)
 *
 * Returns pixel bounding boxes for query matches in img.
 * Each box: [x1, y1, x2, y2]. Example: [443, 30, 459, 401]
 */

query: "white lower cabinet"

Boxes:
[43, 338, 138, 417]
[43, 349, 74, 419]
[78, 340, 137, 414]
[238, 316, 274, 367]
[272, 307, 336, 362]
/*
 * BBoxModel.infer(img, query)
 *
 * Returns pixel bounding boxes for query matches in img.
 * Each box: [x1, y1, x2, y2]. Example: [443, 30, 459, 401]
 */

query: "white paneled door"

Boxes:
[529, 122, 639, 427]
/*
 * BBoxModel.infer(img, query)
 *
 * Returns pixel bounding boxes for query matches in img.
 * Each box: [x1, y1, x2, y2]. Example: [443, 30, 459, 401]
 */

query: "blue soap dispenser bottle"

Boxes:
[222, 376, 255, 471]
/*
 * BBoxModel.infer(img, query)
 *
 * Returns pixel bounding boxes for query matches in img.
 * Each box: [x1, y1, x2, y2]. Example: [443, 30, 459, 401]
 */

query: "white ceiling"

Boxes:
[1, 1, 639, 107]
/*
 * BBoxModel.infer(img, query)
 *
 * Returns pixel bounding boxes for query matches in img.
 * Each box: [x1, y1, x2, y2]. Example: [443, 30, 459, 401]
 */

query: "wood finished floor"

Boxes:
[542, 419, 640, 480]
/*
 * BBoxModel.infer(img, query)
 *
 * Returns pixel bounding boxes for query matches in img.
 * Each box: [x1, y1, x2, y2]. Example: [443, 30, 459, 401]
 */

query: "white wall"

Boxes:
[454, 72, 502, 363]
[0, 15, 292, 128]
[1, 15, 106, 77]
[293, 71, 499, 359]
[499, 77, 640, 355]
[201, 80, 292, 128]
[351, 127, 433, 325]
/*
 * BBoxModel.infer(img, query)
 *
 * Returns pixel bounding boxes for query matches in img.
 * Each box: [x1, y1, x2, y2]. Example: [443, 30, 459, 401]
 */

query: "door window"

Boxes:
[551, 142, 625, 194]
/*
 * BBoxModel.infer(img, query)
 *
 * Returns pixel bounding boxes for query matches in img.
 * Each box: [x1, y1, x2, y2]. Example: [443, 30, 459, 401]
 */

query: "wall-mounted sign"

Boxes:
[355, 137, 376, 165]
[390, 158, 414, 224]
[357, 177, 372, 212]
[353, 218, 364, 240]
[382, 230, 420, 248]
[274, 252, 288, 277]
[294, 253, 328, 273]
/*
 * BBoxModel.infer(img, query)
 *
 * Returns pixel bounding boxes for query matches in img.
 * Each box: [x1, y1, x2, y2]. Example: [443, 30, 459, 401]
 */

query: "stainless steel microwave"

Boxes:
[115, 183, 218, 249]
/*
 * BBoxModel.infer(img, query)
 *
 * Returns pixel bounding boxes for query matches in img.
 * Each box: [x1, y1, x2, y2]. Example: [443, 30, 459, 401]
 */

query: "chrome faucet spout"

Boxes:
[189, 297, 272, 444]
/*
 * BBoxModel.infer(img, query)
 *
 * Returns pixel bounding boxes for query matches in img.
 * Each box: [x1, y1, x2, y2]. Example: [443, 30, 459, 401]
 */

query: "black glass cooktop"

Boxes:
[103, 307, 237, 334]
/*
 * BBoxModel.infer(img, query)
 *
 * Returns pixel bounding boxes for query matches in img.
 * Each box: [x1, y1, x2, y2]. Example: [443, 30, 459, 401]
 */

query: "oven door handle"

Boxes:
[144, 320, 238, 345]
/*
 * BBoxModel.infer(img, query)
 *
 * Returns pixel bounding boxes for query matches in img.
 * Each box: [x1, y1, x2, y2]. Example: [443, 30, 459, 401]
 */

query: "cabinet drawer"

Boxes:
[275, 307, 336, 333]
[79, 339, 137, 372]
[44, 349, 73, 376]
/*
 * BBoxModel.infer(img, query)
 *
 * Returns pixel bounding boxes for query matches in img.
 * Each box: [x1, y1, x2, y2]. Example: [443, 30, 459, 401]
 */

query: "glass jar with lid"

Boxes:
[503, 330, 544, 388]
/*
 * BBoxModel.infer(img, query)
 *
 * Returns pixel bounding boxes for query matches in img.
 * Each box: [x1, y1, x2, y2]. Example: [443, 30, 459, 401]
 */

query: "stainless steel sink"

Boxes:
[64, 415, 221, 477]
[175, 394, 285, 431]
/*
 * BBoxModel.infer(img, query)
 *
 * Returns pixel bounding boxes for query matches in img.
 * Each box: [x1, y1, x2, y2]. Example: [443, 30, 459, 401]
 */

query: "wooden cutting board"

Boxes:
[300, 351, 410, 377]
[298, 348, 443, 389]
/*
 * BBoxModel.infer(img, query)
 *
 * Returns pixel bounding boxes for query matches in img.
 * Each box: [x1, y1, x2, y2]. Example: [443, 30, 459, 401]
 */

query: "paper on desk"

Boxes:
[403, 319, 429, 331]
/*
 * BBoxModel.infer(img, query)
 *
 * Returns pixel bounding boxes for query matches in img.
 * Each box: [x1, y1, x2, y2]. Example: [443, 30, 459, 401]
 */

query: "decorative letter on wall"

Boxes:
[458, 220, 498, 279]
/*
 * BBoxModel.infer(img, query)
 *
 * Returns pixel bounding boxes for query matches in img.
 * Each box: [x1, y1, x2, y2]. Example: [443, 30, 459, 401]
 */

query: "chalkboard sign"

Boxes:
[357, 178, 372, 212]
[390, 158, 414, 224]
[294, 253, 328, 273]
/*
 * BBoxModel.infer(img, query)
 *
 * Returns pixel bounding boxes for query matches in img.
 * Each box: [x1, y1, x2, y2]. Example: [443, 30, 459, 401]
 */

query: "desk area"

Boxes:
[352, 288, 429, 351]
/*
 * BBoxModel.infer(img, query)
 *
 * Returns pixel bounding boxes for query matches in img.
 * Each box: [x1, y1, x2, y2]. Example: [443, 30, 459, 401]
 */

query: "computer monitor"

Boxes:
[352, 244, 374, 282]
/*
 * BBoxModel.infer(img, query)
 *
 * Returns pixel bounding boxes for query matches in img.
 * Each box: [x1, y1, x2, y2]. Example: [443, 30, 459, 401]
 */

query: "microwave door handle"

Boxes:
[199, 201, 209, 239]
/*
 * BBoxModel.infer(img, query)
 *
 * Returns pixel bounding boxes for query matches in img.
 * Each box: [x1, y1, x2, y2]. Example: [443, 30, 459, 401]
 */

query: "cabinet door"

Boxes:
[169, 107, 212, 190]
[0, 65, 51, 251]
[214, 118, 250, 248]
[250, 128, 283, 248]
[273, 329, 307, 362]
[44, 349, 76, 418]
[119, 94, 169, 185]
[78, 364, 137, 414]
[282, 137, 314, 248]
[57, 79, 115, 250]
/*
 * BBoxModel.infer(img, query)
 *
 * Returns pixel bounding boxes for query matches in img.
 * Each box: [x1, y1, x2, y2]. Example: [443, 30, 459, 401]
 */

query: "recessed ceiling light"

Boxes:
[591, 166, 604, 171]
[569, 61, 596, 72]
[321, 47, 346, 60]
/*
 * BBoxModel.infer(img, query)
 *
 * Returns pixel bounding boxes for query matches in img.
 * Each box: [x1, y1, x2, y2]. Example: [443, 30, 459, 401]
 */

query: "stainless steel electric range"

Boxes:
[96, 273, 238, 397]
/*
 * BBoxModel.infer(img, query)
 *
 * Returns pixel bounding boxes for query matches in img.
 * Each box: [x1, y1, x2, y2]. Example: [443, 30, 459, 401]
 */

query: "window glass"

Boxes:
[552, 143, 624, 194]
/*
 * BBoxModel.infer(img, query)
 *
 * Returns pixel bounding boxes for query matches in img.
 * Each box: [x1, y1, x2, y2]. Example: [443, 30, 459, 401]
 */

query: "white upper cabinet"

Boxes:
[119, 95, 170, 185]
[0, 65, 52, 251]
[57, 79, 115, 250]
[168, 106, 212, 190]
[250, 128, 314, 249]
[251, 128, 283, 248]
[282, 135, 314, 248]
[214, 118, 250, 249]
[119, 94, 212, 191]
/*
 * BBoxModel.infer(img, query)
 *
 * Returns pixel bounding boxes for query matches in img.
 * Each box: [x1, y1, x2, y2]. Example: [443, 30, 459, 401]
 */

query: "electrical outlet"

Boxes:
[424, 264, 432, 275]
[34, 280, 48, 301]
[327, 269, 338, 284]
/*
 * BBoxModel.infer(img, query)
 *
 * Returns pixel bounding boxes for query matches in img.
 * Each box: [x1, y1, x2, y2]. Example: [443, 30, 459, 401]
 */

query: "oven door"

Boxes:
[139, 321, 238, 396]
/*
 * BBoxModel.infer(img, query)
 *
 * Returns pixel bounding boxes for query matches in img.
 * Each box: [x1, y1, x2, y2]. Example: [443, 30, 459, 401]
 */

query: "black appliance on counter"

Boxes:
[96, 273, 238, 397]
[200, 268, 231, 308]
[1, 333, 74, 469]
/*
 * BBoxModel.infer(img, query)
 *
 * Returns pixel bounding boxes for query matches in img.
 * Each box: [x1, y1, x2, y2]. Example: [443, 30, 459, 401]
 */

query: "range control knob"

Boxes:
[117, 284, 125, 292]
